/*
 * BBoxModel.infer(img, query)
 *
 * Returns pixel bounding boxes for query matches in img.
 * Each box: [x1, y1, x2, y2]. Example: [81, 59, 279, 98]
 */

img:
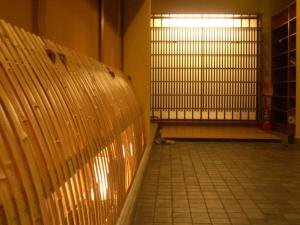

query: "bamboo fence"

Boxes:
[0, 19, 145, 225]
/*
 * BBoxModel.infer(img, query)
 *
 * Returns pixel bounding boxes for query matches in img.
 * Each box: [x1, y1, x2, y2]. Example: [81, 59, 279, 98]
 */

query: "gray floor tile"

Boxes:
[132, 141, 300, 225]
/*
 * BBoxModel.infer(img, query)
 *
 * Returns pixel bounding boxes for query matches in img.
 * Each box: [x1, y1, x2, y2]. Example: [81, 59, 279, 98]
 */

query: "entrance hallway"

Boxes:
[132, 141, 300, 225]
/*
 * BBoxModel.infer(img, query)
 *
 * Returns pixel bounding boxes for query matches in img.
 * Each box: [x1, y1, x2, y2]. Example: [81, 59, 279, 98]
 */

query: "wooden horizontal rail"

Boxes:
[0, 19, 145, 225]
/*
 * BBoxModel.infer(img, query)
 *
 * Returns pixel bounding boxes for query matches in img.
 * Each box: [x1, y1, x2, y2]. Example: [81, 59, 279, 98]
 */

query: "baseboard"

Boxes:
[115, 143, 152, 225]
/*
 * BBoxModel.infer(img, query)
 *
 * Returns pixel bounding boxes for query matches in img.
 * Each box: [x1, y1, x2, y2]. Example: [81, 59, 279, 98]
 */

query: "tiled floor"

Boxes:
[132, 141, 300, 225]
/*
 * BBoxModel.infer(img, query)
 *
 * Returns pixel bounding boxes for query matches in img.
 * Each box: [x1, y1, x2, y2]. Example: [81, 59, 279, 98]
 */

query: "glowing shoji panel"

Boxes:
[150, 14, 262, 120]
[0, 19, 145, 225]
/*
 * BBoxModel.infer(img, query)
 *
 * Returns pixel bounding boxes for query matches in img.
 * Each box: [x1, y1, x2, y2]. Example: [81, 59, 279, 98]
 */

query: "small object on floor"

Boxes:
[154, 127, 176, 144]
[155, 137, 176, 145]
[150, 115, 160, 121]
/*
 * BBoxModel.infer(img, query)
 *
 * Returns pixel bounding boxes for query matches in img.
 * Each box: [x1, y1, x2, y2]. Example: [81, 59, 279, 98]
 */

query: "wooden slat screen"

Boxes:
[150, 14, 262, 120]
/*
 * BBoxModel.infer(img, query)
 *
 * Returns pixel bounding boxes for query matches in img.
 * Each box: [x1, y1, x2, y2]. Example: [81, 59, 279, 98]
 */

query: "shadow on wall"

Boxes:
[123, 0, 146, 32]
[102, 0, 121, 32]
[86, 0, 98, 8]
[101, 0, 146, 33]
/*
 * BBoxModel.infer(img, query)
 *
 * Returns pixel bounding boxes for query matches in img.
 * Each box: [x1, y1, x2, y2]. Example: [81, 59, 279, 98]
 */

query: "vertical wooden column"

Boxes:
[296, 0, 300, 138]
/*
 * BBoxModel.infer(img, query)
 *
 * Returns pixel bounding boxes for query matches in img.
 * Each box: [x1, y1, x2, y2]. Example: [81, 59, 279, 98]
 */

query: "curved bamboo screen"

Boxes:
[0, 19, 145, 225]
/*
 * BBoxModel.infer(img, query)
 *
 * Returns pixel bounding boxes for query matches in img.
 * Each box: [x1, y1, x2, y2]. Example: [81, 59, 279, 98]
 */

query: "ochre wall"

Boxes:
[124, 0, 151, 143]
[0, 0, 124, 66]
[0, 0, 36, 32]
[0, 0, 99, 59]
[100, 0, 122, 69]
[38, 0, 99, 59]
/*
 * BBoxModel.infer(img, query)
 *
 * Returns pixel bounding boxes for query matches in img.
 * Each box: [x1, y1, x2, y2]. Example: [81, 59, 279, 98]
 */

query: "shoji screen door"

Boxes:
[150, 14, 262, 120]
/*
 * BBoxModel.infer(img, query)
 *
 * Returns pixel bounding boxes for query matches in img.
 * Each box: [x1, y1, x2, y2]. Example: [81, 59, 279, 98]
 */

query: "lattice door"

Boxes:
[150, 14, 262, 120]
